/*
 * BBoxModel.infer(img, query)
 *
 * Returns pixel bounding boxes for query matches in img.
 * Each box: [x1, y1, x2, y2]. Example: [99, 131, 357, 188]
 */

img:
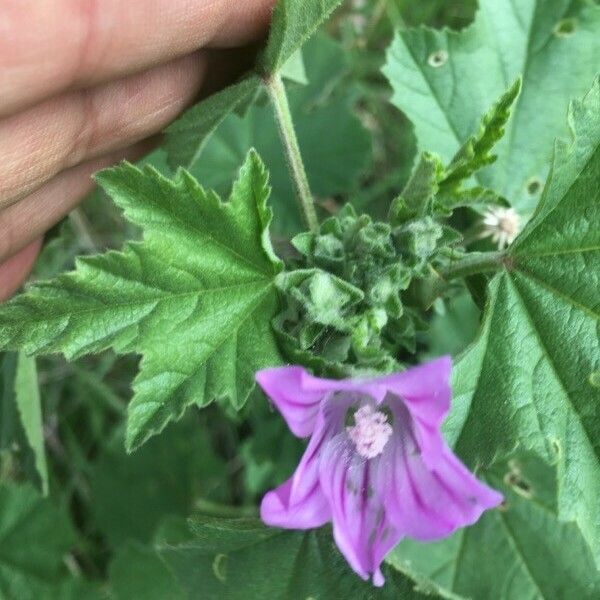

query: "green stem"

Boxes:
[436, 251, 506, 281]
[412, 251, 506, 308]
[265, 74, 319, 232]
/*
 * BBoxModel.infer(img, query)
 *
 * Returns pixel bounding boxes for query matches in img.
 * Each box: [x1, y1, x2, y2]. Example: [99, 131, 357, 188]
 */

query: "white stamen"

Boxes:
[481, 206, 521, 249]
[347, 405, 393, 459]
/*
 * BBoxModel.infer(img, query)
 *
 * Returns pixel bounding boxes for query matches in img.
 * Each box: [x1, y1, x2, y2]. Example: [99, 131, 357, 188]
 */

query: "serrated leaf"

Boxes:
[0, 151, 283, 451]
[0, 484, 75, 600]
[14, 353, 48, 495]
[390, 81, 520, 224]
[441, 78, 522, 190]
[384, 0, 600, 212]
[448, 78, 600, 562]
[388, 453, 600, 599]
[113, 516, 449, 599]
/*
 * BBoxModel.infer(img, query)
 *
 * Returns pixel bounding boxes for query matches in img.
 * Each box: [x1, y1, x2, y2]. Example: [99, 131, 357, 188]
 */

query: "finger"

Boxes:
[1, 0, 274, 115]
[0, 239, 42, 302]
[1, 52, 206, 208]
[0, 141, 154, 264]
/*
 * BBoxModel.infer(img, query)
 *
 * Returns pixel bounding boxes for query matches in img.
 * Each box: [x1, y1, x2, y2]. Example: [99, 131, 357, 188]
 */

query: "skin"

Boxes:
[0, 0, 275, 300]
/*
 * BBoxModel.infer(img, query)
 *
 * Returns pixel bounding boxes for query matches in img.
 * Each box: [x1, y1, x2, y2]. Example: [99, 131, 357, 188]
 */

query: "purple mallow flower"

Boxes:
[256, 357, 502, 586]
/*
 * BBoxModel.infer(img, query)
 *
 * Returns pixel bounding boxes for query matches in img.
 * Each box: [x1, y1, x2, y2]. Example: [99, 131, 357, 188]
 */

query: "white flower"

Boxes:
[481, 206, 521, 249]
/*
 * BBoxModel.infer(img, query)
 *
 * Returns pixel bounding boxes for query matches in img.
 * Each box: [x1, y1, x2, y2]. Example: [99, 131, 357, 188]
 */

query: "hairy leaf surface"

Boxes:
[0, 152, 283, 451]
[164, 77, 260, 170]
[449, 79, 600, 562]
[389, 453, 600, 599]
[384, 0, 600, 212]
[260, 0, 343, 73]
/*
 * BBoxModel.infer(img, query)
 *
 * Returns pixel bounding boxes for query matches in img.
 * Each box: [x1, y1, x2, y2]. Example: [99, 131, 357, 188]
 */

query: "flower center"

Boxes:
[499, 214, 519, 236]
[346, 405, 393, 459]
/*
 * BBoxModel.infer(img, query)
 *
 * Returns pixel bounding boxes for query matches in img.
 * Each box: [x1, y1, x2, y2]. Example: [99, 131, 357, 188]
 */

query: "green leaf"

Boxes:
[0, 151, 283, 451]
[14, 353, 48, 496]
[421, 291, 480, 360]
[279, 49, 308, 85]
[0, 484, 75, 600]
[187, 34, 372, 235]
[441, 78, 522, 190]
[388, 452, 600, 599]
[112, 516, 448, 599]
[449, 78, 600, 562]
[164, 0, 344, 170]
[90, 416, 228, 547]
[390, 80, 520, 224]
[1, 353, 20, 451]
[389, 152, 444, 224]
[383, 0, 600, 212]
[110, 541, 186, 600]
[0, 354, 46, 494]
[163, 76, 260, 170]
[260, 0, 343, 74]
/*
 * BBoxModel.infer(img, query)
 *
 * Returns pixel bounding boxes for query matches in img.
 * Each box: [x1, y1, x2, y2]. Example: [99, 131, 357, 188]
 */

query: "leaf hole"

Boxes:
[525, 176, 543, 196]
[554, 18, 577, 37]
[588, 370, 600, 388]
[428, 50, 448, 68]
[212, 553, 228, 583]
[504, 464, 533, 499]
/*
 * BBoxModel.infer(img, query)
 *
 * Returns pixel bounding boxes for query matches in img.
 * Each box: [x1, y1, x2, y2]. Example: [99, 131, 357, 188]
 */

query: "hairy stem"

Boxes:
[436, 251, 506, 281]
[265, 74, 319, 232]
[412, 251, 506, 308]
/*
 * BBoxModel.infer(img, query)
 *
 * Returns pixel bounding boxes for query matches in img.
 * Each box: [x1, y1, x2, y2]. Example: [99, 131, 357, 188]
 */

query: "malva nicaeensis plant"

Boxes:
[1, 0, 599, 594]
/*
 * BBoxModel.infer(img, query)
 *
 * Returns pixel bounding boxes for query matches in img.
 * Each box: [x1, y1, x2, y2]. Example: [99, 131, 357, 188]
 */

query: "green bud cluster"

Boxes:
[273, 204, 452, 376]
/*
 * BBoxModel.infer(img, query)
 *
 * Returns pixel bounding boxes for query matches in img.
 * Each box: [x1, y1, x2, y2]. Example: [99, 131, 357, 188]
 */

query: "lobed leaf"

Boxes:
[390, 80, 521, 224]
[449, 78, 600, 563]
[383, 0, 600, 213]
[0, 152, 283, 451]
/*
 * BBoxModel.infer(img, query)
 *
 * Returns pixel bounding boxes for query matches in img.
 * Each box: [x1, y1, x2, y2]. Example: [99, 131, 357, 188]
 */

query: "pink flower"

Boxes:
[256, 357, 502, 586]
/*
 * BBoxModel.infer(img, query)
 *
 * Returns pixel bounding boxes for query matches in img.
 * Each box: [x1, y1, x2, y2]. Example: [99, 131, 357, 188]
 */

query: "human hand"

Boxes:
[0, 0, 274, 300]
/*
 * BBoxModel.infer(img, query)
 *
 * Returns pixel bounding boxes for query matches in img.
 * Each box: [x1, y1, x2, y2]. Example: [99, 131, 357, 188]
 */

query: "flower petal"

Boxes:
[255, 367, 326, 437]
[260, 411, 331, 529]
[260, 395, 350, 529]
[319, 433, 401, 586]
[374, 356, 452, 427]
[376, 402, 502, 541]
